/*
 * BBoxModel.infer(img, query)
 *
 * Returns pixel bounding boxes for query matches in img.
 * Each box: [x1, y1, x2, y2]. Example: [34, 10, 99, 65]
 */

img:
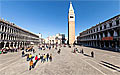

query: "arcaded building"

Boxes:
[77, 14, 120, 49]
[0, 18, 39, 49]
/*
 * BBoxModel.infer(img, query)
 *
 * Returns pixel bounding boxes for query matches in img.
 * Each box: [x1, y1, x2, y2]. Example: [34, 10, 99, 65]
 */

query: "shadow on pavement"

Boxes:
[83, 54, 91, 57]
[99, 61, 120, 72]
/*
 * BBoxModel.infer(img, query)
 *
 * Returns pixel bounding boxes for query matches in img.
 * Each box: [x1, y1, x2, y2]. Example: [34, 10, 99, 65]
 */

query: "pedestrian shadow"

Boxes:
[33, 59, 39, 68]
[99, 61, 120, 72]
[83, 54, 91, 57]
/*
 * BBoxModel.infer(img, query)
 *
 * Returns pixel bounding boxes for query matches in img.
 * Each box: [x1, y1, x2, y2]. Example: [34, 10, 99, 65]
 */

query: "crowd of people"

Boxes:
[21, 45, 54, 70]
[28, 53, 53, 70]
[0, 46, 24, 54]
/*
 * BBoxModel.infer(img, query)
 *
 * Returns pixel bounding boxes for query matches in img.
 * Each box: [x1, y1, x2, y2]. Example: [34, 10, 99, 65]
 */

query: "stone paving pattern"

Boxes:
[0, 45, 120, 75]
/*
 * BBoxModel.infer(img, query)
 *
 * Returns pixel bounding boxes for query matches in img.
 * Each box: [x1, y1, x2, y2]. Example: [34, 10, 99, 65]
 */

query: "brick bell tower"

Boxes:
[68, 2, 75, 45]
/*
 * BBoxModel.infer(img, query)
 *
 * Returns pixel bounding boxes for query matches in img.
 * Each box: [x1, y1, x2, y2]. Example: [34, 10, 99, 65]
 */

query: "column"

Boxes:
[2, 34, 4, 40]
[0, 33, 1, 40]
[9, 42, 11, 48]
[93, 41, 95, 46]
[104, 41, 106, 47]
[96, 41, 98, 46]
[99, 34, 101, 39]
[22, 42, 24, 47]
[96, 34, 97, 40]
[108, 31, 110, 37]
[5, 34, 7, 40]
[13, 42, 15, 48]
[99, 42, 101, 48]
[16, 42, 18, 48]
[103, 32, 105, 37]
[4, 42, 7, 48]
[114, 30, 118, 36]
[109, 41, 111, 48]
[115, 41, 118, 49]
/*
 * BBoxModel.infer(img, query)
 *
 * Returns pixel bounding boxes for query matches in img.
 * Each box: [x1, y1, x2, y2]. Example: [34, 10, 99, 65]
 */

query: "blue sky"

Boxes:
[0, 0, 120, 38]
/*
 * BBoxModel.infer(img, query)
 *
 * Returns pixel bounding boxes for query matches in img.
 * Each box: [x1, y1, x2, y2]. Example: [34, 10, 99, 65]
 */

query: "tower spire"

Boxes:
[69, 2, 74, 12]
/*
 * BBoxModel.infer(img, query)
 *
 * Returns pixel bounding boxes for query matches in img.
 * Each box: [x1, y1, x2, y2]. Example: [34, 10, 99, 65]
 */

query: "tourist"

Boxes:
[29, 53, 32, 60]
[81, 49, 84, 54]
[33, 49, 35, 53]
[46, 53, 49, 62]
[57, 49, 61, 54]
[43, 54, 46, 63]
[49, 54, 52, 62]
[91, 51, 94, 58]
[35, 55, 38, 61]
[27, 54, 29, 61]
[73, 48, 76, 53]
[33, 55, 38, 67]
[29, 59, 33, 70]
[40, 54, 43, 63]
[22, 51, 25, 57]
[38, 53, 40, 60]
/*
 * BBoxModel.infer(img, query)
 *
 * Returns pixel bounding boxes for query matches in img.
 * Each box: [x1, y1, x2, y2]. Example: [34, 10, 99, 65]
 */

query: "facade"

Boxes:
[68, 2, 75, 45]
[0, 18, 39, 49]
[77, 14, 120, 50]
[38, 33, 44, 44]
[45, 33, 65, 45]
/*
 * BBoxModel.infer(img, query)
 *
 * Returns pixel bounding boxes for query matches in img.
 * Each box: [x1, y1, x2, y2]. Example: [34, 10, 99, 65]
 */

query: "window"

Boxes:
[104, 25, 106, 29]
[109, 23, 112, 27]
[116, 20, 119, 25]
[97, 28, 98, 31]
[91, 30, 92, 33]
[70, 16, 73, 18]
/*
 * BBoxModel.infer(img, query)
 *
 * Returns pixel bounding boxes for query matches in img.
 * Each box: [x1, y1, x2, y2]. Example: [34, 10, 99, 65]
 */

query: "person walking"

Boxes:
[29, 60, 33, 70]
[57, 49, 61, 54]
[43, 54, 47, 62]
[27, 54, 29, 61]
[43, 54, 46, 63]
[22, 51, 25, 57]
[38, 53, 40, 60]
[29, 53, 32, 60]
[81, 49, 84, 54]
[46, 53, 49, 62]
[33, 55, 38, 67]
[91, 51, 94, 58]
[40, 54, 43, 63]
[49, 54, 52, 62]
[35, 55, 38, 61]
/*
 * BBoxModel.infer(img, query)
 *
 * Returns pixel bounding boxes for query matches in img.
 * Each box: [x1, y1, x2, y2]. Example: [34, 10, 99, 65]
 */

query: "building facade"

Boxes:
[45, 33, 65, 45]
[68, 2, 75, 45]
[77, 14, 120, 49]
[38, 33, 44, 44]
[0, 18, 39, 49]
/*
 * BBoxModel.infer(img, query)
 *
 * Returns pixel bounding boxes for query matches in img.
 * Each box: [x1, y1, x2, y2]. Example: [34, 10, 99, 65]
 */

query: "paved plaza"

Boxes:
[0, 45, 120, 75]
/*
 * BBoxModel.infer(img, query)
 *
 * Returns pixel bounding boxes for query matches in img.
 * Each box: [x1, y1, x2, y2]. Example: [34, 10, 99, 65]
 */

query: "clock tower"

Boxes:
[68, 2, 75, 45]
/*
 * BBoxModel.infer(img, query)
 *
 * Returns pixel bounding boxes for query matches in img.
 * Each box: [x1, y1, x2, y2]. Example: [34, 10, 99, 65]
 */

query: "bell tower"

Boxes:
[68, 2, 75, 45]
